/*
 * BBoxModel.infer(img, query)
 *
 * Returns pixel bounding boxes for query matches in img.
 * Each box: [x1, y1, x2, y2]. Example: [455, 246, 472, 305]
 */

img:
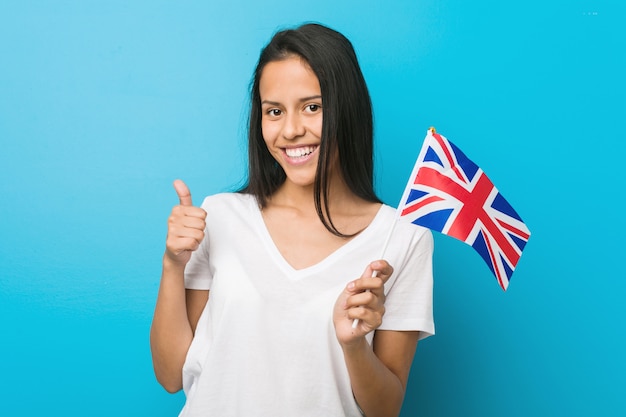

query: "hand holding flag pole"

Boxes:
[351, 222, 397, 329]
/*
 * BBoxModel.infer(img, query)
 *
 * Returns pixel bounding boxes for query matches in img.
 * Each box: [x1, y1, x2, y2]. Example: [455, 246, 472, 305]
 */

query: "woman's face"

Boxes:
[259, 56, 323, 189]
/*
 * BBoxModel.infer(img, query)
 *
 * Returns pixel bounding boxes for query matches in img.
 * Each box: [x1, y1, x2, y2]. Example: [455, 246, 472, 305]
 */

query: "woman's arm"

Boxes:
[343, 330, 419, 417]
[150, 260, 209, 392]
[149, 180, 208, 393]
[334, 260, 419, 417]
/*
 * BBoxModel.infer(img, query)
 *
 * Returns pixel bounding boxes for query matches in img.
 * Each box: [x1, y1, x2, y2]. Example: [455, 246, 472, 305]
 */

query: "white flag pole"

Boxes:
[351, 219, 397, 329]
[351, 127, 436, 329]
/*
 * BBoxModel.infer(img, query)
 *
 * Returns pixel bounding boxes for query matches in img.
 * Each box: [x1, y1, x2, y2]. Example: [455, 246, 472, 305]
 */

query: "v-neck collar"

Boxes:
[245, 195, 389, 279]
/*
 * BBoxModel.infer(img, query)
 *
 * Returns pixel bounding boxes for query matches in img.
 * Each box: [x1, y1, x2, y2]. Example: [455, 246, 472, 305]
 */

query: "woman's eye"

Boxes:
[268, 109, 281, 117]
[306, 104, 321, 112]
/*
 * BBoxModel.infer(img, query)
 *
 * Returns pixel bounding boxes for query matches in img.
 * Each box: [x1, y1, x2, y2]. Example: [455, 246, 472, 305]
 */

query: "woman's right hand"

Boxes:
[164, 179, 207, 267]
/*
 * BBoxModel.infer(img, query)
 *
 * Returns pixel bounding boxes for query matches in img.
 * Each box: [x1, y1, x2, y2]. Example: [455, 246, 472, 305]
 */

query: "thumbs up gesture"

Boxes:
[164, 180, 207, 267]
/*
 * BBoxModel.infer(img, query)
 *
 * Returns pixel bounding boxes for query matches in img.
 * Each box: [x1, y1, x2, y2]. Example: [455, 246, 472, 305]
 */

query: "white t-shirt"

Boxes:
[180, 193, 434, 417]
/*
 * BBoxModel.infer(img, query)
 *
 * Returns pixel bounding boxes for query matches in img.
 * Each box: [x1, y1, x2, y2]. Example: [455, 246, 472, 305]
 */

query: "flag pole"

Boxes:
[351, 219, 397, 329]
[351, 127, 436, 329]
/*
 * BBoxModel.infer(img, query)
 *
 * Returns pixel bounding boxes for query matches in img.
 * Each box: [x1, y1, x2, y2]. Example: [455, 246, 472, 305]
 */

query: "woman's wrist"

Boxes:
[340, 334, 370, 356]
[162, 253, 187, 275]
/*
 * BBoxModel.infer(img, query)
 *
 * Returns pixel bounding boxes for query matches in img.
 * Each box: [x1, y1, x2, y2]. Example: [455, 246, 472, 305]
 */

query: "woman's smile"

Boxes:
[282, 145, 319, 165]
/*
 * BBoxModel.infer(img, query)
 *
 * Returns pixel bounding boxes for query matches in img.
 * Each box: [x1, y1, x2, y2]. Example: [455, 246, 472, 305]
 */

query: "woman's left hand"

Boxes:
[333, 260, 394, 346]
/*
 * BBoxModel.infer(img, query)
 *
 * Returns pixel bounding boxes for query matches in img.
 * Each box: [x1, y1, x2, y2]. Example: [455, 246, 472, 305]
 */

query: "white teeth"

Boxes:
[285, 146, 316, 158]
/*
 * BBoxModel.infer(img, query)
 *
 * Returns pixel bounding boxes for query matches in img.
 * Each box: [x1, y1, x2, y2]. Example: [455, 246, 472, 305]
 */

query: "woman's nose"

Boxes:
[282, 113, 306, 140]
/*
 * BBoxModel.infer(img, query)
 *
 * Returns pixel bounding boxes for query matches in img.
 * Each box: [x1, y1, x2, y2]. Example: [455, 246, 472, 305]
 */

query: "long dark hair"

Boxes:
[241, 23, 381, 237]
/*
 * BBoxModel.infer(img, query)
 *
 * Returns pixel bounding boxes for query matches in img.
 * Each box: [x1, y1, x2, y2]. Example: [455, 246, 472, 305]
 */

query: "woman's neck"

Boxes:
[268, 176, 376, 219]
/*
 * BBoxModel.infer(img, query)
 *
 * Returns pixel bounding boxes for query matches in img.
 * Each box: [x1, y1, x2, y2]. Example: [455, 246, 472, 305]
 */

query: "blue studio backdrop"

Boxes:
[1, 1, 625, 416]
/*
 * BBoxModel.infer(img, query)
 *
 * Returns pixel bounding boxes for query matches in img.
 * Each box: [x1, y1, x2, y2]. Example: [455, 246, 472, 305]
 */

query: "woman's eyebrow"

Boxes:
[261, 95, 322, 106]
[300, 95, 322, 102]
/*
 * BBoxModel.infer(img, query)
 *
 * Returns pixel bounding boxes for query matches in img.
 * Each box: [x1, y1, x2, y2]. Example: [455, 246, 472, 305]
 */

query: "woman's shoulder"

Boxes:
[377, 203, 433, 245]
[199, 192, 258, 212]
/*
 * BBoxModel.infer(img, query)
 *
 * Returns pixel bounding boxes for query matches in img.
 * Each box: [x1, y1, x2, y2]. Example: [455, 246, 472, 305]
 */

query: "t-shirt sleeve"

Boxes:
[183, 197, 213, 290]
[379, 226, 434, 340]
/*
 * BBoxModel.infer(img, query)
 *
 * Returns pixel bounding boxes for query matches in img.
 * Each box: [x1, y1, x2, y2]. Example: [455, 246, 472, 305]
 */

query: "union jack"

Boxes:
[397, 129, 531, 290]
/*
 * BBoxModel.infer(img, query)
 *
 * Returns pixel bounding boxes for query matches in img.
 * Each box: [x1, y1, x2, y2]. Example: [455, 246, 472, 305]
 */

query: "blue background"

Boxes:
[1, 1, 624, 415]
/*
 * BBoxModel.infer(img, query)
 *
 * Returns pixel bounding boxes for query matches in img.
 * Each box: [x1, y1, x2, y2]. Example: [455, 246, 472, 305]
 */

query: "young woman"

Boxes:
[150, 23, 434, 417]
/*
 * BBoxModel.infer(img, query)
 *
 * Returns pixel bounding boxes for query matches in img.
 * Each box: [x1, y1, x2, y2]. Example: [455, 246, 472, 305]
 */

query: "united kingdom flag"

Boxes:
[397, 128, 531, 290]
